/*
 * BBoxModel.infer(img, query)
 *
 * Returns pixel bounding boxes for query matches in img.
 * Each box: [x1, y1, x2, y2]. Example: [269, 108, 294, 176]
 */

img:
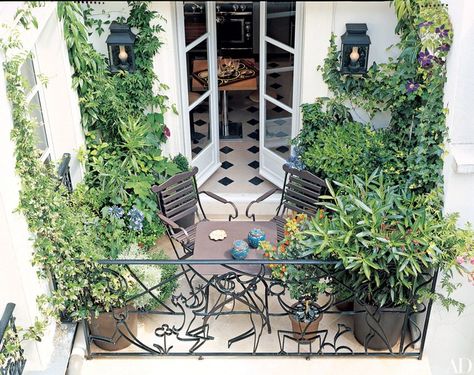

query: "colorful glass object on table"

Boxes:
[248, 228, 266, 248]
[230, 240, 250, 260]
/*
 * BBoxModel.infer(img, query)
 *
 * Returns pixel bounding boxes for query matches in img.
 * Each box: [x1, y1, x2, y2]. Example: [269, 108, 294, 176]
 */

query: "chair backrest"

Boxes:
[278, 163, 327, 217]
[151, 167, 200, 223]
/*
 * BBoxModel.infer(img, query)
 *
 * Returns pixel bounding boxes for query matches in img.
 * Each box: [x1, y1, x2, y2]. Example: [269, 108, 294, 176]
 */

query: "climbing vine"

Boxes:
[1, 2, 182, 322]
[296, 0, 452, 194]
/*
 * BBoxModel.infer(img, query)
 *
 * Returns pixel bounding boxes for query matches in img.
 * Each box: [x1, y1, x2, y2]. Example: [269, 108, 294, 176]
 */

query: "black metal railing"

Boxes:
[0, 303, 26, 375]
[80, 259, 437, 359]
[57, 153, 73, 193]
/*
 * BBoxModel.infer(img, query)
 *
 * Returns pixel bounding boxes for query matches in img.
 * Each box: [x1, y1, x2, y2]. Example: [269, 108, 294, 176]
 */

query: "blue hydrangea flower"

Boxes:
[108, 205, 124, 219]
[128, 206, 144, 231]
[286, 155, 306, 171]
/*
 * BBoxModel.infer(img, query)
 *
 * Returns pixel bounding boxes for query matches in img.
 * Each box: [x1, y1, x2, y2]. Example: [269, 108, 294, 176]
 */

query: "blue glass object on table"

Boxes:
[230, 240, 250, 260]
[247, 228, 266, 248]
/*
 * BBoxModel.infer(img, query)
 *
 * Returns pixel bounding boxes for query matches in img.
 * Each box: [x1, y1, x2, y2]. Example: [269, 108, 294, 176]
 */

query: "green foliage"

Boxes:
[1, 2, 182, 324]
[118, 244, 177, 310]
[260, 215, 328, 301]
[0, 317, 45, 369]
[299, 0, 452, 194]
[304, 171, 474, 311]
[301, 122, 387, 184]
[172, 153, 191, 172]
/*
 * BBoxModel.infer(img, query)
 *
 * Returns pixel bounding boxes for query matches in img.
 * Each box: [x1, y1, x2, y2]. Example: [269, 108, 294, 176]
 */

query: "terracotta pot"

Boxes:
[353, 300, 406, 350]
[89, 305, 138, 351]
[288, 303, 323, 342]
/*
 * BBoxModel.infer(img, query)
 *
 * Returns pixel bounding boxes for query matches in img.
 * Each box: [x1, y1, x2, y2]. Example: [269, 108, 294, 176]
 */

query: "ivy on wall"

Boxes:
[296, 0, 452, 194]
[1, 1, 183, 323]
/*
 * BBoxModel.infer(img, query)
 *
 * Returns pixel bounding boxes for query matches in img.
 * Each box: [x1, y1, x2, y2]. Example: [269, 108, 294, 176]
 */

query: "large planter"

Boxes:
[288, 303, 323, 342]
[353, 301, 406, 350]
[89, 305, 138, 351]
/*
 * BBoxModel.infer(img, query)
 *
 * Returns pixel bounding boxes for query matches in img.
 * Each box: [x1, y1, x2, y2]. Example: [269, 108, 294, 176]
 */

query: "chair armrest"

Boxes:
[245, 188, 282, 221]
[199, 190, 239, 221]
[157, 212, 190, 240]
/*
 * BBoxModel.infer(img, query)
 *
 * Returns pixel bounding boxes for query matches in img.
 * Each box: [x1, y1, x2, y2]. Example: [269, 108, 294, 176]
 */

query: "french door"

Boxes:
[176, 2, 220, 186]
[259, 2, 303, 187]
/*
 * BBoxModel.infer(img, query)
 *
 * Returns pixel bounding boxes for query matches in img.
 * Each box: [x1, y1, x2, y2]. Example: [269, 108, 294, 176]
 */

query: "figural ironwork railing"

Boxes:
[81, 258, 437, 359]
[0, 303, 26, 375]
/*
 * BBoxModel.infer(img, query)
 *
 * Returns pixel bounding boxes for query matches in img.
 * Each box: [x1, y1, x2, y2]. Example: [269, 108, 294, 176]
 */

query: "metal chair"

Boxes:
[151, 166, 238, 259]
[245, 164, 327, 241]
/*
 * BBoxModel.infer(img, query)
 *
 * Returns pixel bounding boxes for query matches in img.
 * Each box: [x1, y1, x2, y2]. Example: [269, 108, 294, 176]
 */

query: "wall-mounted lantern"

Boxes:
[340, 23, 371, 74]
[106, 21, 136, 73]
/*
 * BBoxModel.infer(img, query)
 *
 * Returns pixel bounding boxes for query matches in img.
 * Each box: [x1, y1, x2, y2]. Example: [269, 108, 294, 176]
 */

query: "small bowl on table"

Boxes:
[230, 240, 250, 260]
[247, 228, 266, 249]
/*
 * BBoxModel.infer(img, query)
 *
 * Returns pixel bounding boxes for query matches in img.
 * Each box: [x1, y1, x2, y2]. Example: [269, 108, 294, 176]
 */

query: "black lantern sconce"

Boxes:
[106, 21, 136, 73]
[340, 23, 371, 74]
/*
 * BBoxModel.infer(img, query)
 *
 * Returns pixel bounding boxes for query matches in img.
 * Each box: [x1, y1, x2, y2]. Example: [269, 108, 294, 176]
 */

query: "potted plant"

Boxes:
[89, 244, 177, 351]
[303, 171, 474, 350]
[260, 214, 327, 342]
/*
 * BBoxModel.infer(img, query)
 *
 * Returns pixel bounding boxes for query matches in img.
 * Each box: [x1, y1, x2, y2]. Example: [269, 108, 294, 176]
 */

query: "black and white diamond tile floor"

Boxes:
[197, 69, 292, 193]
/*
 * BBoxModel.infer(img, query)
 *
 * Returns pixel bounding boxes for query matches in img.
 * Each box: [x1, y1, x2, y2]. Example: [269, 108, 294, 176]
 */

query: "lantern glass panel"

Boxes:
[108, 44, 135, 72]
[341, 44, 369, 74]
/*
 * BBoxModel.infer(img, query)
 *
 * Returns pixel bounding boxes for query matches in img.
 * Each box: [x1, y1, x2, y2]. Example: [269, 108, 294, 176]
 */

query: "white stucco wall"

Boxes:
[430, 1, 474, 375]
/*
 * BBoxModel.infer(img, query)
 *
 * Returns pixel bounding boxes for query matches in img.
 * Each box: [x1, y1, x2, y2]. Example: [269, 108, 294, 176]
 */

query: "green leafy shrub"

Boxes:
[303, 171, 474, 311]
[301, 122, 387, 184]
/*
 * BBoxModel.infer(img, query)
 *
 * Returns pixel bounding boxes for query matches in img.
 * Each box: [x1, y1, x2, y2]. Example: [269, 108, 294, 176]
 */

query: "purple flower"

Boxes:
[164, 126, 171, 138]
[418, 21, 433, 28]
[418, 50, 434, 68]
[437, 43, 451, 52]
[405, 80, 420, 93]
[435, 25, 449, 38]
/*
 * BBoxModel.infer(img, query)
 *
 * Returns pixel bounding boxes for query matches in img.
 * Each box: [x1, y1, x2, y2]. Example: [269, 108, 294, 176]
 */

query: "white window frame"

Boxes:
[23, 46, 55, 164]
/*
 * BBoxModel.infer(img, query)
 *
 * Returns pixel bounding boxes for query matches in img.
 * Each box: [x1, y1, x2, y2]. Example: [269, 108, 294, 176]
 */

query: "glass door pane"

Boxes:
[178, 1, 220, 185]
[259, 1, 301, 187]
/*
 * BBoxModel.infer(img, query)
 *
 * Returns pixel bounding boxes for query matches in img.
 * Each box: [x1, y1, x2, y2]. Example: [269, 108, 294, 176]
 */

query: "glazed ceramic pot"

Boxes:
[230, 240, 250, 260]
[247, 228, 266, 248]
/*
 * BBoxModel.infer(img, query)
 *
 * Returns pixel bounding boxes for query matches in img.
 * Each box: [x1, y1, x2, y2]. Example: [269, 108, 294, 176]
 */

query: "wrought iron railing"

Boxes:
[0, 303, 26, 375]
[57, 153, 73, 193]
[81, 259, 437, 359]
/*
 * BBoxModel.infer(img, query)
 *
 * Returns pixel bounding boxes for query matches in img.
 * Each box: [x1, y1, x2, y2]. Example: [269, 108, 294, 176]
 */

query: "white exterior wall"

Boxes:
[430, 1, 474, 374]
[0, 4, 85, 371]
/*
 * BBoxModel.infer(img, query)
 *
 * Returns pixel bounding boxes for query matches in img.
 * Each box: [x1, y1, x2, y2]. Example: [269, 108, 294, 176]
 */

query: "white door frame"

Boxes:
[176, 1, 220, 187]
[258, 1, 303, 188]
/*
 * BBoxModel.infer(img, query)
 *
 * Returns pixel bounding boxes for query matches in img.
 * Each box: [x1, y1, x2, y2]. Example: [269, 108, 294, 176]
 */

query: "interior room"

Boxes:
[183, 1, 296, 194]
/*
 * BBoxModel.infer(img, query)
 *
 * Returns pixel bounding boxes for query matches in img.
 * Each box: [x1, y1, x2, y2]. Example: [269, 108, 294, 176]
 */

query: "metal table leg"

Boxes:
[220, 90, 242, 140]
[222, 90, 229, 137]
